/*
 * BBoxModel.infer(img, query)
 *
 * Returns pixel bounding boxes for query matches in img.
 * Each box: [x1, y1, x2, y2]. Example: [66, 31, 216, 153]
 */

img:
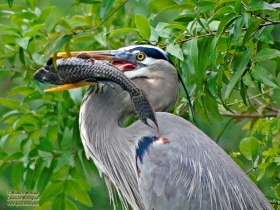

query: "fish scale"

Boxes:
[34, 57, 158, 129]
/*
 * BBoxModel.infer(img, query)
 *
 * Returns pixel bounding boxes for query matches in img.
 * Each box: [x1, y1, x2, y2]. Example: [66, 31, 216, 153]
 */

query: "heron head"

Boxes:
[52, 45, 179, 111]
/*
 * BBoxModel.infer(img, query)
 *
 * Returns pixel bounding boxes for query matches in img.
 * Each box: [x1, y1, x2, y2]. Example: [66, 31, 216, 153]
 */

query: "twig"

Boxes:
[176, 18, 280, 45]
[227, 88, 275, 106]
[248, 93, 280, 113]
[86, 0, 129, 32]
[220, 112, 278, 118]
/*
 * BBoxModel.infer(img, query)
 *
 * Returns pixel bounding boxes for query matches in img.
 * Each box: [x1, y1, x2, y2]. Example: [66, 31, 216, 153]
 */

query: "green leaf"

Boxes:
[210, 14, 239, 67]
[242, 18, 264, 46]
[12, 162, 24, 190]
[8, 86, 34, 96]
[38, 157, 58, 193]
[214, 6, 235, 18]
[173, 14, 196, 22]
[243, 73, 255, 88]
[37, 138, 54, 152]
[19, 47, 26, 65]
[7, 0, 13, 7]
[248, 174, 257, 185]
[189, 37, 202, 91]
[163, 24, 186, 31]
[44, 34, 73, 58]
[234, 0, 241, 13]
[100, 0, 115, 18]
[257, 169, 265, 181]
[197, 1, 215, 13]
[24, 24, 43, 37]
[153, 4, 196, 17]
[66, 199, 78, 210]
[216, 13, 239, 38]
[166, 44, 184, 61]
[0, 98, 30, 114]
[52, 165, 70, 181]
[276, 183, 280, 197]
[0, 152, 8, 160]
[76, 0, 101, 4]
[205, 92, 223, 121]
[66, 180, 93, 207]
[15, 37, 30, 50]
[224, 49, 252, 101]
[40, 181, 64, 205]
[39, 7, 54, 23]
[135, 14, 151, 40]
[247, 1, 275, 11]
[26, 0, 37, 11]
[194, 98, 211, 124]
[234, 15, 244, 43]
[239, 137, 260, 161]
[109, 28, 139, 37]
[251, 66, 280, 88]
[255, 49, 280, 62]
[52, 193, 65, 210]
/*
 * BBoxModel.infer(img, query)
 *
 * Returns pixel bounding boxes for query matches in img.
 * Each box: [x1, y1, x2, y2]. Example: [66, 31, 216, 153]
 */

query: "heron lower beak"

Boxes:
[45, 50, 130, 92]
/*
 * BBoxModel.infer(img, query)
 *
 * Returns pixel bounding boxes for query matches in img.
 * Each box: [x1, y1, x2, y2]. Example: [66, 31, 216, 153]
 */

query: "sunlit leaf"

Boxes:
[251, 66, 280, 88]
[15, 37, 30, 50]
[65, 199, 78, 210]
[166, 43, 184, 61]
[247, 1, 275, 11]
[239, 137, 260, 160]
[255, 49, 280, 62]
[40, 181, 64, 205]
[26, 0, 36, 11]
[100, 0, 115, 18]
[0, 98, 30, 114]
[197, 1, 215, 13]
[44, 34, 73, 58]
[109, 28, 139, 37]
[216, 13, 239, 38]
[38, 7, 54, 23]
[135, 14, 151, 40]
[66, 180, 93, 207]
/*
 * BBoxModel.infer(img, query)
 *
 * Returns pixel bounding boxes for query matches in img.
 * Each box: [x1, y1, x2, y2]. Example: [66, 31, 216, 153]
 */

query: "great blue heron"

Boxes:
[43, 45, 273, 209]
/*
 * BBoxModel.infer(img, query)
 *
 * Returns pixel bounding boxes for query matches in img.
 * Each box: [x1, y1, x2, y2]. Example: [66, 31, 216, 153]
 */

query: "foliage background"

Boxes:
[0, 0, 280, 209]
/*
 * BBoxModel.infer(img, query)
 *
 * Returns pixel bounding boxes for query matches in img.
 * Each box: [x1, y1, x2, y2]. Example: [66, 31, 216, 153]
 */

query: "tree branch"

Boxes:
[86, 0, 129, 32]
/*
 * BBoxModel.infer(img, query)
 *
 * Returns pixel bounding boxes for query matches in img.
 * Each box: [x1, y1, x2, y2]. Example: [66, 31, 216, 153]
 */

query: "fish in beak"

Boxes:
[45, 50, 137, 92]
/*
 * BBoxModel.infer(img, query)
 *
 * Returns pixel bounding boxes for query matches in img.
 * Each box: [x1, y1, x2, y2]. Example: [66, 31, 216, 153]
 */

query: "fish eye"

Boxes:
[135, 52, 145, 61]
[42, 77, 49, 83]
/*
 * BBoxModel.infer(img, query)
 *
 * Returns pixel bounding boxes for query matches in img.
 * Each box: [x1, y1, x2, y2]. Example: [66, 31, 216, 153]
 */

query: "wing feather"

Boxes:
[136, 112, 273, 210]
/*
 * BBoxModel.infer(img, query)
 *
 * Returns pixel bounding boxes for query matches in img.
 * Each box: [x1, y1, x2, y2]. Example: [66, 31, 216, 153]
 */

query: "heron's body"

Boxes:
[80, 83, 272, 210]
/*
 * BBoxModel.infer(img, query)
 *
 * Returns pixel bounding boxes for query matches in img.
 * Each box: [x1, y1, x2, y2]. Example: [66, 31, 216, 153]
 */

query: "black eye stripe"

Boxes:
[127, 47, 170, 61]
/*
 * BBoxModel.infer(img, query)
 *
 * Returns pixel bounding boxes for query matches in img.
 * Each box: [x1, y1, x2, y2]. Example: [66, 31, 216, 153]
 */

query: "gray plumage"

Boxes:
[77, 46, 272, 210]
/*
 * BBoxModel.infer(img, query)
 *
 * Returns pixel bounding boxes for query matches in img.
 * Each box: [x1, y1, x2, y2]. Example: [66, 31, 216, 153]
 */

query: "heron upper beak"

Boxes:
[45, 50, 129, 92]
[57, 50, 126, 60]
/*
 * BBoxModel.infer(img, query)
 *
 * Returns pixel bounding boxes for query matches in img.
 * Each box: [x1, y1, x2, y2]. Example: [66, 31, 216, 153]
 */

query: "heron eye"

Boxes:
[136, 53, 145, 61]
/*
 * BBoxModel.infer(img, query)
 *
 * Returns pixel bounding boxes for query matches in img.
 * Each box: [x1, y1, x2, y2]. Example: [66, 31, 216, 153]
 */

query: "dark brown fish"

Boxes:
[34, 55, 158, 129]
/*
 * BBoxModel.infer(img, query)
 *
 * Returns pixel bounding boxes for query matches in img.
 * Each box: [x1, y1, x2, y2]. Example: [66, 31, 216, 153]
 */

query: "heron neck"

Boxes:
[79, 84, 144, 209]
